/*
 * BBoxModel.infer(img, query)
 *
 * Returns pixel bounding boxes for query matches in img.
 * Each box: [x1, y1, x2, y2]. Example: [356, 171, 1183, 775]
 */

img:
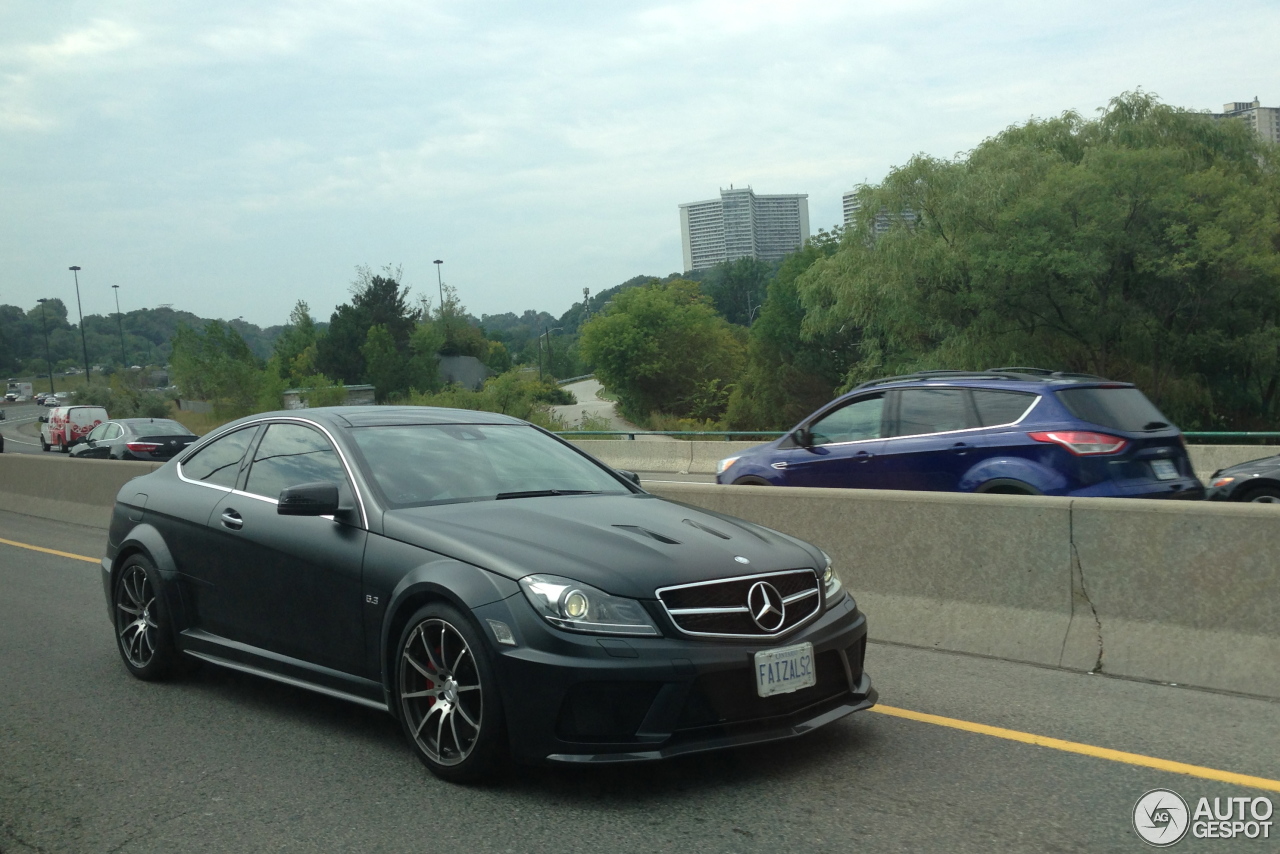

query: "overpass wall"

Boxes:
[1, 453, 1275, 698]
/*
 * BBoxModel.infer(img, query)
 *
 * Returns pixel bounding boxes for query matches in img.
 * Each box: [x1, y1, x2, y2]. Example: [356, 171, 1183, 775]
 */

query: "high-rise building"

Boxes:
[679, 187, 809, 272]
[1212, 98, 1279, 145]
[842, 187, 917, 236]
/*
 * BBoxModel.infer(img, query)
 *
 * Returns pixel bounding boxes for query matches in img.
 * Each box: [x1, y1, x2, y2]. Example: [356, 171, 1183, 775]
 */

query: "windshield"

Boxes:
[349, 423, 633, 508]
[1055, 387, 1172, 432]
[132, 420, 194, 437]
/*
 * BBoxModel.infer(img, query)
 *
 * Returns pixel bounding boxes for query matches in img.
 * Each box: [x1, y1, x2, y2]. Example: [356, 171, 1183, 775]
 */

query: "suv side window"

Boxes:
[891, 388, 972, 436]
[810, 395, 884, 445]
[181, 427, 257, 488]
[971, 390, 1036, 426]
[245, 423, 351, 502]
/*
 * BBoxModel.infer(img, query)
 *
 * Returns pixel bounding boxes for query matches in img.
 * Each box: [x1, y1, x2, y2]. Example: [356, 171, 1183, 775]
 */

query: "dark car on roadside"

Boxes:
[102, 406, 874, 782]
[1205, 455, 1280, 503]
[71, 418, 198, 462]
[717, 369, 1203, 499]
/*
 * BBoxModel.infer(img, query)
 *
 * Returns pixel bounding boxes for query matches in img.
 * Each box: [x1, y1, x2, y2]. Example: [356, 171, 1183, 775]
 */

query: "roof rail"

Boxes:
[851, 368, 1112, 392]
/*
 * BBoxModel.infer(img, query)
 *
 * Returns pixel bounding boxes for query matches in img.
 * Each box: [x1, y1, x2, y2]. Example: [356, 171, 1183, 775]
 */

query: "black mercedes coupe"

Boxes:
[102, 406, 875, 781]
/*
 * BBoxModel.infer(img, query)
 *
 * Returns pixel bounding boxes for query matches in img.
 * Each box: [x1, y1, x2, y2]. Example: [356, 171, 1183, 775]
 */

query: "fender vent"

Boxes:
[612, 525, 680, 545]
[682, 519, 731, 539]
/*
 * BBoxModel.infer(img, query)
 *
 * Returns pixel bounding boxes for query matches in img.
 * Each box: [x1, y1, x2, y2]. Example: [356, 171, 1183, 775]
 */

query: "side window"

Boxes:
[245, 423, 350, 501]
[104, 423, 124, 441]
[809, 396, 884, 445]
[181, 428, 257, 489]
[87, 423, 110, 442]
[971, 390, 1036, 427]
[892, 388, 973, 436]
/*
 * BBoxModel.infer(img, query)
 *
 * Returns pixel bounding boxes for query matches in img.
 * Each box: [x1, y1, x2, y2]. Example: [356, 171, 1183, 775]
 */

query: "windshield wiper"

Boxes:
[1143, 421, 1170, 430]
[494, 489, 602, 500]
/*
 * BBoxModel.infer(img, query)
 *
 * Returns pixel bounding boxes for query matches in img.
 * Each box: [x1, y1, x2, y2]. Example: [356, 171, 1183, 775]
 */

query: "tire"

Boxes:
[112, 555, 182, 681]
[732, 476, 772, 486]
[1240, 486, 1280, 504]
[394, 603, 505, 783]
[40, 438, 50, 452]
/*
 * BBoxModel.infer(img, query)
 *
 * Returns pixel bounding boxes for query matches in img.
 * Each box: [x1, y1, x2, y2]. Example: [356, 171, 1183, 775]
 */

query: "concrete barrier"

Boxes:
[573, 440, 1279, 480]
[1, 453, 1275, 698]
[0, 454, 159, 529]
[645, 482, 1280, 699]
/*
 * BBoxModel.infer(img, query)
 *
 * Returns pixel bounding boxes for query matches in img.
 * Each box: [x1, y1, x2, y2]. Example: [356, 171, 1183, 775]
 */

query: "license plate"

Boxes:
[1151, 459, 1178, 480]
[754, 642, 816, 698]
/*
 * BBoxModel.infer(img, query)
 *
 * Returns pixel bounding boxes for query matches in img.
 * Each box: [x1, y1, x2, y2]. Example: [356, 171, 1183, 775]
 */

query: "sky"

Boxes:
[1, 1, 1277, 328]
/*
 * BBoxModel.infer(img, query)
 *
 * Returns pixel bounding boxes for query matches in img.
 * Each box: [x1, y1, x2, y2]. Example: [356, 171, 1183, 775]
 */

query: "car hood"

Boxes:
[1216, 455, 1280, 477]
[381, 493, 822, 599]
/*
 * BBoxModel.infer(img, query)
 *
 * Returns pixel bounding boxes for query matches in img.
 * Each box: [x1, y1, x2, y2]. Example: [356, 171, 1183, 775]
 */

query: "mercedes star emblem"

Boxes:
[746, 581, 786, 632]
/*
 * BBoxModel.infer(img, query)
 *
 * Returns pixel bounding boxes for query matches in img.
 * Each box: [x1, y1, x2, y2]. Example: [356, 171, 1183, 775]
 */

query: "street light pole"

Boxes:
[68, 266, 91, 381]
[433, 259, 444, 309]
[111, 284, 127, 368]
[36, 299, 55, 395]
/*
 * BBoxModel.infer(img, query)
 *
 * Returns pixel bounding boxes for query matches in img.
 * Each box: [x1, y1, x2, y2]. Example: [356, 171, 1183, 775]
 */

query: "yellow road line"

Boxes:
[0, 536, 99, 564]
[872, 704, 1280, 793]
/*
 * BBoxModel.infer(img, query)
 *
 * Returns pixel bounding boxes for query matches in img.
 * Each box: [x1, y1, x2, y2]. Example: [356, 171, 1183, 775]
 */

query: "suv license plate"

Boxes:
[1151, 459, 1178, 481]
[754, 642, 816, 698]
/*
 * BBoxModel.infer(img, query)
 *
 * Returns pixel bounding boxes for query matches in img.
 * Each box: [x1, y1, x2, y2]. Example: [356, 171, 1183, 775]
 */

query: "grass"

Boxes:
[166, 404, 235, 436]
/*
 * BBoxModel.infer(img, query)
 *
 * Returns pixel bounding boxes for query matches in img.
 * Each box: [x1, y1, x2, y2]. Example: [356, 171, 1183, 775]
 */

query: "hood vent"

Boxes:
[612, 525, 680, 545]
[682, 519, 730, 540]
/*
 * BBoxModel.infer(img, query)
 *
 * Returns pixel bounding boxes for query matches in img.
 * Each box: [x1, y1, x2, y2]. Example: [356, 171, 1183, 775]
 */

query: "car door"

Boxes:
[879, 387, 980, 491]
[205, 421, 368, 676]
[81, 422, 114, 458]
[775, 394, 888, 488]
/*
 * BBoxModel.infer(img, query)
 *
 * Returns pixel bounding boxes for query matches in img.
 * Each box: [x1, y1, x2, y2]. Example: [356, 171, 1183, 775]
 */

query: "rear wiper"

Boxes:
[1143, 421, 1171, 430]
[494, 489, 602, 500]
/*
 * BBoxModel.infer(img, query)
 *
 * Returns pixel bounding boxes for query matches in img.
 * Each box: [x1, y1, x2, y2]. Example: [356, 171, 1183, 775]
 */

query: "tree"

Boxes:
[798, 92, 1280, 428]
[579, 279, 746, 422]
[700, 257, 774, 326]
[272, 300, 320, 382]
[362, 324, 406, 403]
[169, 321, 265, 417]
[316, 265, 419, 383]
[726, 233, 859, 430]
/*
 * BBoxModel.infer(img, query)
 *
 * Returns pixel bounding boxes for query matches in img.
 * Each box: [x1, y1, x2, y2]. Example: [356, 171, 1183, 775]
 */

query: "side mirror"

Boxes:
[38, 415, 47, 424]
[277, 481, 340, 516]
[794, 427, 813, 448]
[616, 469, 641, 486]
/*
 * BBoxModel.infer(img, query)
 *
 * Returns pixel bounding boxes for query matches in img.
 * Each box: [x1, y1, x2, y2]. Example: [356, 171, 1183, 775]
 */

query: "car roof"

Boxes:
[114, 417, 189, 428]
[851, 368, 1133, 393]
[223, 406, 530, 429]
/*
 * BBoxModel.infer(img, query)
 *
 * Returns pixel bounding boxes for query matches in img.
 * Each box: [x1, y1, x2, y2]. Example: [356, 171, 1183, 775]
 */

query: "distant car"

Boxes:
[71, 418, 198, 461]
[1205, 454, 1280, 503]
[717, 368, 1204, 499]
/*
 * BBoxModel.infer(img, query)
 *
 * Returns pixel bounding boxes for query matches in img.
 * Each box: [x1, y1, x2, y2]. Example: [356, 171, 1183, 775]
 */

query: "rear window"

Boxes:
[133, 420, 194, 437]
[1055, 387, 1171, 432]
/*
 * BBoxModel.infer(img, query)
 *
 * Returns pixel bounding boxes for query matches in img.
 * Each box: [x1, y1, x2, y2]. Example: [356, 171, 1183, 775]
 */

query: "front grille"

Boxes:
[555, 681, 662, 743]
[675, 650, 848, 730]
[657, 569, 821, 639]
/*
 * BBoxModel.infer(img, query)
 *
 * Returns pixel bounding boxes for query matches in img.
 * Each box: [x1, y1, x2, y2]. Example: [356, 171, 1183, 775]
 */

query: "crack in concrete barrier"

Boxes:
[1063, 502, 1104, 673]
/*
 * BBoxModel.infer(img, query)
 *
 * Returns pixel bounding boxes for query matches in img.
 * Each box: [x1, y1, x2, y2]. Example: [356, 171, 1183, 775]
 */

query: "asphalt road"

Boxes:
[1, 509, 1277, 853]
[0, 401, 52, 456]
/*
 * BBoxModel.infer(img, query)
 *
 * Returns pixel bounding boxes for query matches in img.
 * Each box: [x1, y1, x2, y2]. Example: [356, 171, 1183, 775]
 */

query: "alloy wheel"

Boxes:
[399, 618, 483, 767]
[116, 564, 159, 668]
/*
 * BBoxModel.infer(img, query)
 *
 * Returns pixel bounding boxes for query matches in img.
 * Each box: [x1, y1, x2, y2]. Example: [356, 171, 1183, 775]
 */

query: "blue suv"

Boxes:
[716, 369, 1204, 499]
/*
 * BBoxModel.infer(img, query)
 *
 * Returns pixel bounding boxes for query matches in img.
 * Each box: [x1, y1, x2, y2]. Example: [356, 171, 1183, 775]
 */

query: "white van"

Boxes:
[42, 406, 108, 453]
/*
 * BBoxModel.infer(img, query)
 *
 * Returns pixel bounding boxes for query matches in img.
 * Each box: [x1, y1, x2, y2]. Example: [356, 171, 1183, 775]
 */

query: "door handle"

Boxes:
[853, 450, 874, 462]
[220, 509, 243, 530]
[951, 442, 970, 455]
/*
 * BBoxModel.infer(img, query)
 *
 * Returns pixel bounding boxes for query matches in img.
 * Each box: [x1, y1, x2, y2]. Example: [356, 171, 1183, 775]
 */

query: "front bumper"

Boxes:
[472, 592, 874, 764]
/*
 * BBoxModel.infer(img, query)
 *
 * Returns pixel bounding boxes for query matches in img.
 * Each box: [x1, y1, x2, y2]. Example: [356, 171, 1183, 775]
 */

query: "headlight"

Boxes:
[819, 549, 845, 603]
[519, 574, 660, 636]
[1211, 476, 1235, 488]
[717, 456, 741, 475]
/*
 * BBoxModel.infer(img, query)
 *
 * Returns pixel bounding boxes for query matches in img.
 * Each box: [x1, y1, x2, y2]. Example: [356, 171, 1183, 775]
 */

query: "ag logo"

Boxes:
[1133, 789, 1190, 847]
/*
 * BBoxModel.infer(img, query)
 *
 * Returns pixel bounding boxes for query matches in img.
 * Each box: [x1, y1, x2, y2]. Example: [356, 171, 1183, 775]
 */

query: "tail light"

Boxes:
[1028, 431, 1128, 456]
[126, 442, 162, 453]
